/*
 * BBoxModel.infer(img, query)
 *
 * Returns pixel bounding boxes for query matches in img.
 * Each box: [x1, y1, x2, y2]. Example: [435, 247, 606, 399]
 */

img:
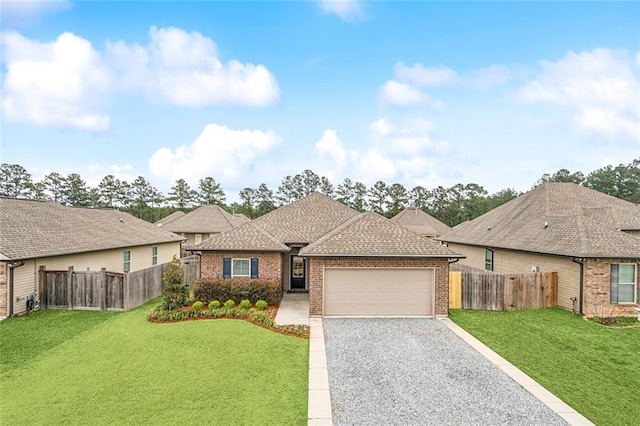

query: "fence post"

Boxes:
[38, 266, 46, 309]
[123, 273, 129, 311]
[100, 268, 107, 311]
[66, 266, 74, 310]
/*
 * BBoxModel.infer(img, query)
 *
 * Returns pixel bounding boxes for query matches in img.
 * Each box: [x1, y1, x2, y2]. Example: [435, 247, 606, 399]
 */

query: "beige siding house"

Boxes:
[189, 193, 463, 317]
[440, 183, 640, 317]
[0, 198, 183, 317]
[158, 205, 248, 253]
[390, 207, 451, 238]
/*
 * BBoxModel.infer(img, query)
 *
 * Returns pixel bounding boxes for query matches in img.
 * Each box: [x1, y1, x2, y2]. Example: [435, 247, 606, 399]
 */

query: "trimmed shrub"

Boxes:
[255, 300, 268, 310]
[224, 299, 235, 309]
[192, 301, 204, 312]
[239, 300, 251, 310]
[162, 256, 187, 310]
[208, 300, 220, 310]
[194, 278, 282, 305]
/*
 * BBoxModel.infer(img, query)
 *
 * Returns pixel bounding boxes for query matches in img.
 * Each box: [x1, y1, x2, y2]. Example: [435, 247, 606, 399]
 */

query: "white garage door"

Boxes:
[324, 268, 434, 317]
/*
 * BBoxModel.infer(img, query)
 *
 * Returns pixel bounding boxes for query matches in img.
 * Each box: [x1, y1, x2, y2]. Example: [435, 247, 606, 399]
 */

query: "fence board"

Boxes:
[448, 271, 461, 309]
[450, 267, 557, 311]
[40, 257, 201, 312]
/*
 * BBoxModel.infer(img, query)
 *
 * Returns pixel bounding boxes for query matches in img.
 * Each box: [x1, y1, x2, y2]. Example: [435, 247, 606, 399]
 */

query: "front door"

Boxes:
[291, 256, 306, 290]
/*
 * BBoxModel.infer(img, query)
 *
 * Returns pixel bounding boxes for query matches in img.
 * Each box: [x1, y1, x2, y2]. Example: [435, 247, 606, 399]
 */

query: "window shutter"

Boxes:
[250, 258, 259, 279]
[610, 264, 619, 304]
[222, 258, 231, 279]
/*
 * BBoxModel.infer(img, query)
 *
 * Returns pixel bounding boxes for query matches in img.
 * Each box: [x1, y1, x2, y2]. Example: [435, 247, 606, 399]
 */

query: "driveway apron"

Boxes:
[323, 318, 567, 426]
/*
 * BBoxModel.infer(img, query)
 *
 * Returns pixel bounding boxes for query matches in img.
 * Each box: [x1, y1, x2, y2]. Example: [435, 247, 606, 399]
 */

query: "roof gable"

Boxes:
[164, 204, 248, 233]
[189, 222, 289, 252]
[299, 212, 462, 257]
[252, 192, 359, 244]
[390, 207, 451, 236]
[440, 183, 640, 258]
[154, 211, 185, 226]
[0, 198, 183, 260]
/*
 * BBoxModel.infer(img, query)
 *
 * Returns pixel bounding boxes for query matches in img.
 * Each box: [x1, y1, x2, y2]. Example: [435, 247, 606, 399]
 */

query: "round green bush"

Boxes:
[192, 301, 204, 312]
[224, 299, 235, 309]
[255, 300, 268, 310]
[209, 300, 220, 310]
[239, 299, 251, 310]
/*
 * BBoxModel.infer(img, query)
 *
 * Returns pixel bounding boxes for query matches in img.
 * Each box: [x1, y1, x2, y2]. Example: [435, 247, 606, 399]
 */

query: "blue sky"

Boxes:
[1, 0, 639, 200]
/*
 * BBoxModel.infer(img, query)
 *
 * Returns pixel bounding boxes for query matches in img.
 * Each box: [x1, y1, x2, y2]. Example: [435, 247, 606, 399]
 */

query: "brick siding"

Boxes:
[307, 257, 450, 317]
[583, 258, 640, 317]
[200, 252, 282, 282]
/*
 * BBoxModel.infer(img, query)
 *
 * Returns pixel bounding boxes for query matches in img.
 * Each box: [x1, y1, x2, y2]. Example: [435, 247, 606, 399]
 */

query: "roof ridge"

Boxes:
[217, 204, 238, 228]
[301, 212, 368, 252]
[251, 221, 288, 247]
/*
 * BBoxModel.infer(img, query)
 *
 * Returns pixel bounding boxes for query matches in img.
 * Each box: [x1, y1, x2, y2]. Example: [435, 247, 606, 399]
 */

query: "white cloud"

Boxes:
[469, 64, 514, 90]
[519, 48, 640, 142]
[148, 123, 281, 185]
[106, 26, 280, 107]
[315, 117, 451, 186]
[1, 0, 71, 27]
[318, 0, 365, 21]
[379, 80, 443, 108]
[315, 129, 350, 169]
[393, 63, 458, 87]
[1, 31, 111, 131]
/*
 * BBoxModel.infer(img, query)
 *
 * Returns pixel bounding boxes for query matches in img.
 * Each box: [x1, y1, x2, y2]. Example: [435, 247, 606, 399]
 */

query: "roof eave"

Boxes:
[300, 253, 465, 258]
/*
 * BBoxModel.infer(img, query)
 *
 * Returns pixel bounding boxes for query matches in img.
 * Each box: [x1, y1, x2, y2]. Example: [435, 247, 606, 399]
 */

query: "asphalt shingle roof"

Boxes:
[0, 198, 183, 260]
[251, 192, 360, 244]
[440, 183, 640, 258]
[188, 222, 289, 252]
[164, 204, 248, 234]
[154, 211, 185, 226]
[299, 212, 462, 257]
[390, 207, 451, 237]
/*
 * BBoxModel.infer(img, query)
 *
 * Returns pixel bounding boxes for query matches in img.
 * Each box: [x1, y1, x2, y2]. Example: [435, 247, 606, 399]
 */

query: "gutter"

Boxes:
[8, 260, 26, 317]
[571, 258, 585, 315]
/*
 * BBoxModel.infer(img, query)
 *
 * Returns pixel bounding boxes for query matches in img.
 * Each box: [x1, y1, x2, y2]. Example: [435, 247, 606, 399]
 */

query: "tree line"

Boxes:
[1, 158, 637, 227]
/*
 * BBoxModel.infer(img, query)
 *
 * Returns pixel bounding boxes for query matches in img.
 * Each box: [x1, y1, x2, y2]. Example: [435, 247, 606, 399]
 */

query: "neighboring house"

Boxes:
[0, 198, 183, 317]
[391, 206, 451, 238]
[154, 210, 185, 227]
[439, 183, 640, 317]
[161, 205, 249, 251]
[189, 193, 463, 317]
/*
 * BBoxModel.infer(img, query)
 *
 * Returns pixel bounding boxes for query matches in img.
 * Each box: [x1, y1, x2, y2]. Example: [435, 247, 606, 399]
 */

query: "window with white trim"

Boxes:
[123, 250, 131, 272]
[232, 259, 250, 277]
[484, 249, 493, 271]
[611, 264, 637, 304]
[194, 234, 202, 244]
[151, 246, 158, 265]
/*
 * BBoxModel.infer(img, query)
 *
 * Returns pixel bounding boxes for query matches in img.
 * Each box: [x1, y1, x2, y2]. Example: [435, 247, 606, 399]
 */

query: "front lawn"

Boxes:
[0, 302, 308, 425]
[449, 308, 639, 426]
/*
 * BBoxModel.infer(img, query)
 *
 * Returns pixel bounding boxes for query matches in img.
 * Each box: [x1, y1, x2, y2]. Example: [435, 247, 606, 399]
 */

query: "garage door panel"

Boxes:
[324, 268, 434, 317]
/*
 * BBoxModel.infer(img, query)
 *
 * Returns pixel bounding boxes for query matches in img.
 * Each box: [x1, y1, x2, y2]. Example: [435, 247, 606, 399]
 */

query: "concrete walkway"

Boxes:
[274, 292, 310, 326]
[274, 293, 333, 424]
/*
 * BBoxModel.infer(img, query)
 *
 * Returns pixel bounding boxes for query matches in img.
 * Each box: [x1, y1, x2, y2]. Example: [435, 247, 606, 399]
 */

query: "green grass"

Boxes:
[449, 308, 640, 426]
[0, 302, 308, 425]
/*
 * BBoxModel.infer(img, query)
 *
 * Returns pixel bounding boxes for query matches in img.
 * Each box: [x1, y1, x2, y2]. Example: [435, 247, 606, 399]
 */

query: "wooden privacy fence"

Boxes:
[40, 255, 201, 312]
[449, 264, 557, 311]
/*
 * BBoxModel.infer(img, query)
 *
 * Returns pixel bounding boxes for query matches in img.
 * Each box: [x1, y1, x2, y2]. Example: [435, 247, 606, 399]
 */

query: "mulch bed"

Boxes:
[149, 304, 310, 339]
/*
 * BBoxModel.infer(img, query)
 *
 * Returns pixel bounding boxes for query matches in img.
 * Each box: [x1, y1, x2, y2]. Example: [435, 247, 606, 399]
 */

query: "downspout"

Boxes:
[8, 260, 26, 317]
[572, 258, 585, 315]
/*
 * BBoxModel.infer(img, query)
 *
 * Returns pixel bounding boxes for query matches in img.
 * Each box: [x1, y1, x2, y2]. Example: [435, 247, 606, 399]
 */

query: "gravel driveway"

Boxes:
[324, 318, 567, 426]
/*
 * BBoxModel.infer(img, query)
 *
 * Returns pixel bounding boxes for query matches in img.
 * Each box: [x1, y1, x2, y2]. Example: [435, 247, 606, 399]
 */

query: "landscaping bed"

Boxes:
[147, 301, 309, 339]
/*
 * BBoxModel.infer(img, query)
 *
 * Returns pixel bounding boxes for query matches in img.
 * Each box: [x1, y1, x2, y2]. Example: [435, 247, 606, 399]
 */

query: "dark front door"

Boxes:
[291, 256, 306, 290]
